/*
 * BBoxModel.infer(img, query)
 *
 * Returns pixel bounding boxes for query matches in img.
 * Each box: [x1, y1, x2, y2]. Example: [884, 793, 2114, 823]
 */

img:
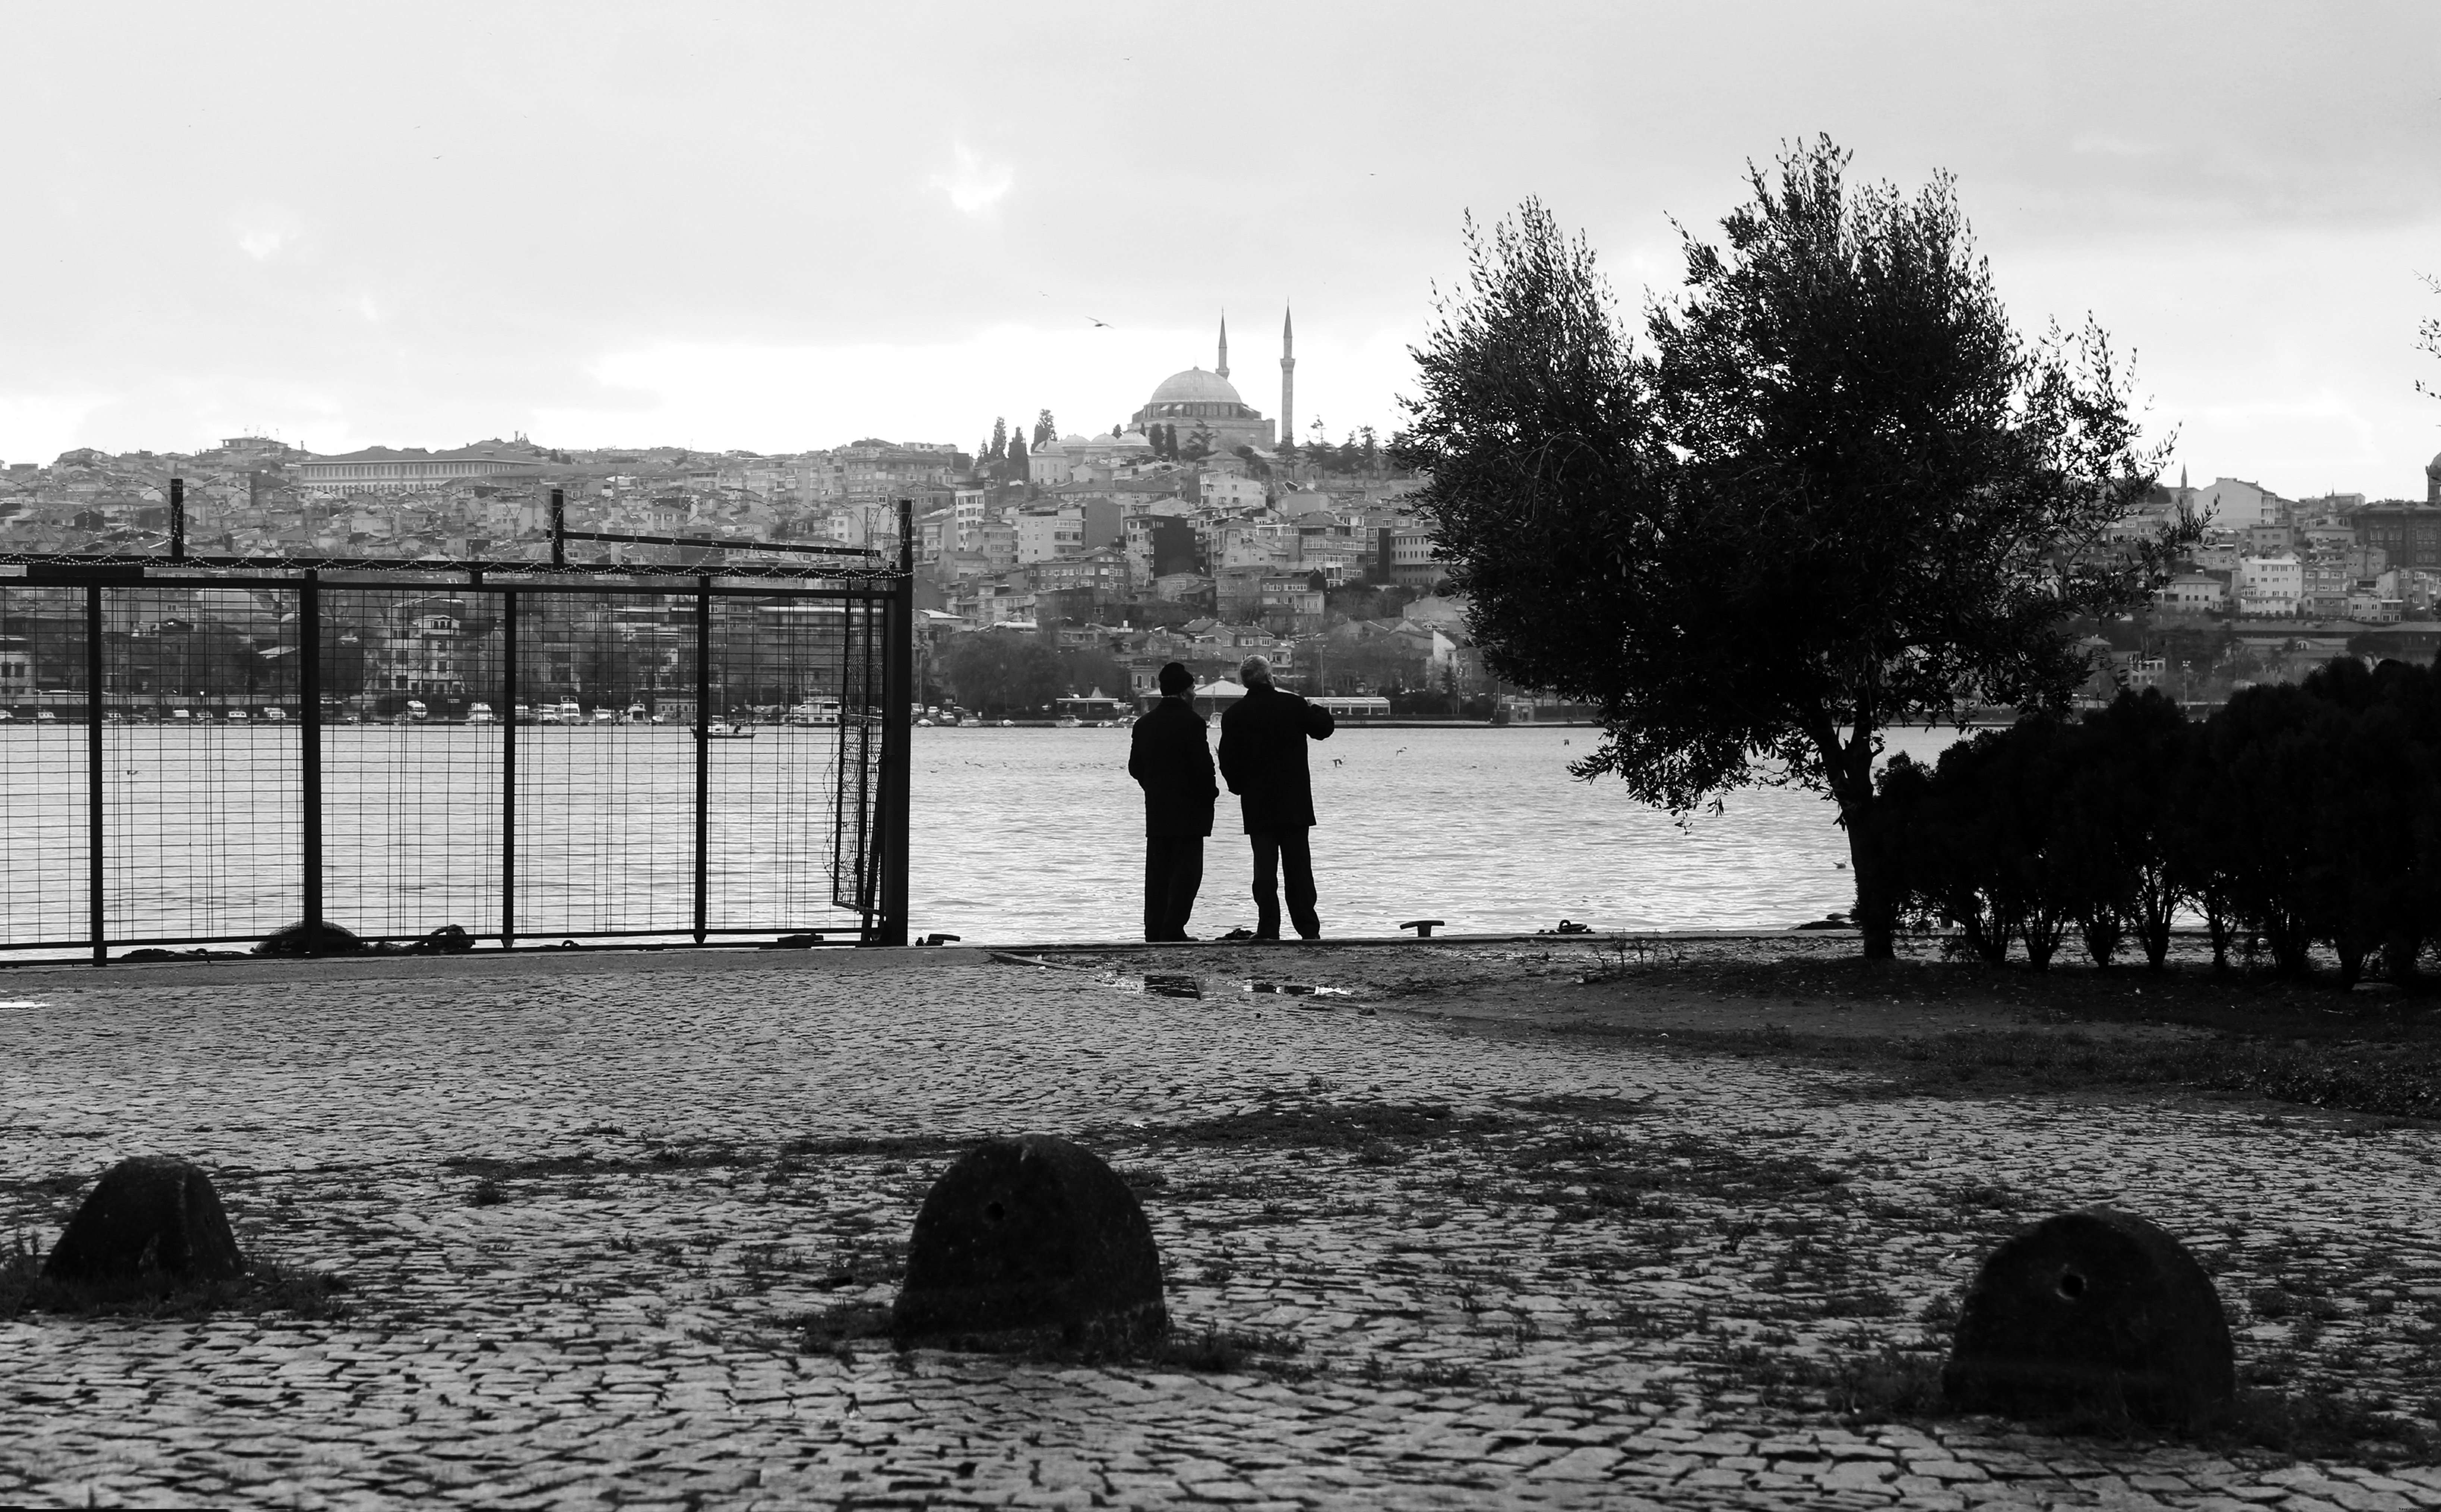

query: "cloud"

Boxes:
[926, 144, 1012, 216]
[236, 227, 289, 261]
[0, 389, 119, 462]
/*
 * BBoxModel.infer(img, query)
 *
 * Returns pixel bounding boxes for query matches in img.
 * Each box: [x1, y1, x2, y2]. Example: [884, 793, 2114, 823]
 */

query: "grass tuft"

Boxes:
[1, 1233, 350, 1323]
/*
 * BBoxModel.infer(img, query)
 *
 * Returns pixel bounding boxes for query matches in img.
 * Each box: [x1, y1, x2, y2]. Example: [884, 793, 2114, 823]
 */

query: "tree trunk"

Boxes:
[1844, 798, 1898, 961]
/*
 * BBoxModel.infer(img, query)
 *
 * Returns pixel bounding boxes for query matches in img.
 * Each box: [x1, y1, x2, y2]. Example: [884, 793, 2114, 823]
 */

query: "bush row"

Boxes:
[1878, 658, 2441, 983]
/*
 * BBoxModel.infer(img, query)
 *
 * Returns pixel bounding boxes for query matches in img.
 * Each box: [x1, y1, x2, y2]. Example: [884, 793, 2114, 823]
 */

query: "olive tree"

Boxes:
[1399, 137, 2192, 958]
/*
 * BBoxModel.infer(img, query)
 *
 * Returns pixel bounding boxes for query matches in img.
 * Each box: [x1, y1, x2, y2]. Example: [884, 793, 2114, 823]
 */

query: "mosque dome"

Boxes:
[1149, 368, 1245, 406]
[2428, 451, 2441, 477]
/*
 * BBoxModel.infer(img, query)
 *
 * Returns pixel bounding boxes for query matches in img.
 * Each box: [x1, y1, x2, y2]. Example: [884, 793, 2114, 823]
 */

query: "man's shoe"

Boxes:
[1218, 927, 1256, 942]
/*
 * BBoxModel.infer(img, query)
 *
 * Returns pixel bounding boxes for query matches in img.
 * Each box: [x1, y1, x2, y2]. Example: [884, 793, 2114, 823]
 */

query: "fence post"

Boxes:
[299, 572, 324, 947]
[550, 488, 566, 569]
[880, 498, 914, 947]
[169, 477, 186, 563]
[501, 588, 517, 948]
[85, 583, 105, 965]
[694, 577, 711, 945]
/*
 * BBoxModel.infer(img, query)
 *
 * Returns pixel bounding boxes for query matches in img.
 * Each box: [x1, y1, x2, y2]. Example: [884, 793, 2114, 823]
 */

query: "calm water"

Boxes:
[0, 722, 1962, 952]
[913, 724, 1964, 942]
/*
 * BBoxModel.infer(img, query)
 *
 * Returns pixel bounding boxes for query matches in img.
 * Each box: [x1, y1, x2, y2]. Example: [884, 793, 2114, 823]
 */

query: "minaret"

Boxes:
[1216, 312, 1229, 380]
[1279, 304, 1296, 450]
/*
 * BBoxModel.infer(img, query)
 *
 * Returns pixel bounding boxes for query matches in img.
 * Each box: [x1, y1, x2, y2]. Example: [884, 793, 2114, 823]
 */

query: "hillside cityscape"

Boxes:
[6, 310, 2441, 718]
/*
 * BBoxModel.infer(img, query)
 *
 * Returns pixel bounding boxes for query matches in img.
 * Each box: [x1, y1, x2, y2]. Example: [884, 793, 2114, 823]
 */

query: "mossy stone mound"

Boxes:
[44, 1156, 245, 1285]
[252, 920, 363, 957]
[1944, 1206, 2234, 1428]
[892, 1134, 1165, 1348]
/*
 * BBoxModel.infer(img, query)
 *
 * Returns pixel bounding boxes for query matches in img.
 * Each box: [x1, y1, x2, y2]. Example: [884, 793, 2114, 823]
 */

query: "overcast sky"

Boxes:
[3, 1, 2437, 497]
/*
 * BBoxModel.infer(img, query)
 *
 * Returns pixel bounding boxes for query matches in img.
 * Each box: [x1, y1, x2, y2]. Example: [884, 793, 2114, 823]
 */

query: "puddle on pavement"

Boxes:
[1102, 974, 1358, 1008]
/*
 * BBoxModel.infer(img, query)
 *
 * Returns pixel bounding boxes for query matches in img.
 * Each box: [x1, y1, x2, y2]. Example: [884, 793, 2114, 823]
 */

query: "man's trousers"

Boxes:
[1143, 835, 1205, 941]
[1248, 828, 1319, 939]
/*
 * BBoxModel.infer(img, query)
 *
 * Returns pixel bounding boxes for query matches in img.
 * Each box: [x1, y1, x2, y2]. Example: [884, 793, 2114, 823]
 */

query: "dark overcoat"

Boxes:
[1127, 697, 1217, 838]
[1216, 684, 1335, 834]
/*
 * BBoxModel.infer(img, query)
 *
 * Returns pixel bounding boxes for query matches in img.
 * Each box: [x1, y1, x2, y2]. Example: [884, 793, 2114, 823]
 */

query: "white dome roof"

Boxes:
[1149, 368, 1244, 406]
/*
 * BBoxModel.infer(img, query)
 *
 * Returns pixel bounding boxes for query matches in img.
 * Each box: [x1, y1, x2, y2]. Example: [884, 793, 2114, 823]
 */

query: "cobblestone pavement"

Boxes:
[4, 944, 2441, 1509]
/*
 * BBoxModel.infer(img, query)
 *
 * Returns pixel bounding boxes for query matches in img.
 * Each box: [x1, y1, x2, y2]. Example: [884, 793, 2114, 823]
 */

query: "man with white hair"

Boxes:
[1216, 652, 1335, 939]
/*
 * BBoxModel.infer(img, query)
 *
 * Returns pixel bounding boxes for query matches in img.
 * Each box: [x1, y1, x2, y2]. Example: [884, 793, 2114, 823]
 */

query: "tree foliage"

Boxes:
[939, 631, 1062, 718]
[1398, 136, 2193, 957]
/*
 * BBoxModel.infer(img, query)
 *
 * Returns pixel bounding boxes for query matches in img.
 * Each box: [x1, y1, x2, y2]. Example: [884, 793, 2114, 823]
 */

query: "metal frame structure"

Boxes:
[1, 492, 916, 959]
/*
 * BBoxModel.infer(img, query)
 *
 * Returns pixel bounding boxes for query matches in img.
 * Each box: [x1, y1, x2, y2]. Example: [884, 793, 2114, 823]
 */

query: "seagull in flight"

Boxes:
[1088, 317, 1113, 328]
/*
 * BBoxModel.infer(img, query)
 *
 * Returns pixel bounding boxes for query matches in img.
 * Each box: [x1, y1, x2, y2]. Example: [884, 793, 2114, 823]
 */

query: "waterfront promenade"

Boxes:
[4, 940, 2438, 1509]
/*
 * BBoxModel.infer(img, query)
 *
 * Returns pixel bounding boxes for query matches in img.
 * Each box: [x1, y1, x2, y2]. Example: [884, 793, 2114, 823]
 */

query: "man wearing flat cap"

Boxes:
[1216, 653, 1335, 939]
[1127, 661, 1216, 941]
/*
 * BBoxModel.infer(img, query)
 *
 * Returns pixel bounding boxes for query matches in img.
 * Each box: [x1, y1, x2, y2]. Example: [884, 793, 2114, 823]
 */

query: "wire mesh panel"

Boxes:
[0, 585, 92, 949]
[506, 586, 697, 939]
[317, 585, 506, 942]
[97, 585, 304, 944]
[701, 592, 852, 932]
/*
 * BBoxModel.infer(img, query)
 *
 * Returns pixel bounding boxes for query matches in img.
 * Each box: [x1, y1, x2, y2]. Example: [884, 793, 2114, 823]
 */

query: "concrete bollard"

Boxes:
[893, 1134, 1166, 1349]
[1943, 1206, 2234, 1429]
[43, 1156, 246, 1286]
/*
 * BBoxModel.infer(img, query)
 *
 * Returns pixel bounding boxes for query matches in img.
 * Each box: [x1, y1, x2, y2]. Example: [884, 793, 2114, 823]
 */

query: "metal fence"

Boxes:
[0, 503, 913, 960]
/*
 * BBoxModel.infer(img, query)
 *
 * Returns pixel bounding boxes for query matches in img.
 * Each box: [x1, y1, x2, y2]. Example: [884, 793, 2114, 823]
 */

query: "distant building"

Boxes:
[2189, 477, 2285, 531]
[1128, 315, 1281, 453]
[2234, 554, 2303, 617]
[1389, 522, 1445, 587]
[297, 443, 543, 495]
[2356, 503, 2441, 576]
[1014, 506, 1084, 564]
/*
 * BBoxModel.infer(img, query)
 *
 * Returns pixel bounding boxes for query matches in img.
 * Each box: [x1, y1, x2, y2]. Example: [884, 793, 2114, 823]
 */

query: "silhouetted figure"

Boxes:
[1217, 654, 1335, 939]
[1128, 662, 1216, 941]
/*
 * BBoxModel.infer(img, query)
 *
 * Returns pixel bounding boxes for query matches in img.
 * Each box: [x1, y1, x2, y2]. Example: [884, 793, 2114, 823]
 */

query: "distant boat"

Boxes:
[261, 706, 287, 722]
[1055, 716, 1082, 728]
[466, 702, 498, 725]
[705, 721, 755, 739]
[400, 699, 428, 725]
[227, 708, 250, 724]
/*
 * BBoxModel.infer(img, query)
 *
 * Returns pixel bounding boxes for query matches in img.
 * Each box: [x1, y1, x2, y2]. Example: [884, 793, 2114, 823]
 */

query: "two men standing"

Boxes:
[1128, 653, 1335, 942]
